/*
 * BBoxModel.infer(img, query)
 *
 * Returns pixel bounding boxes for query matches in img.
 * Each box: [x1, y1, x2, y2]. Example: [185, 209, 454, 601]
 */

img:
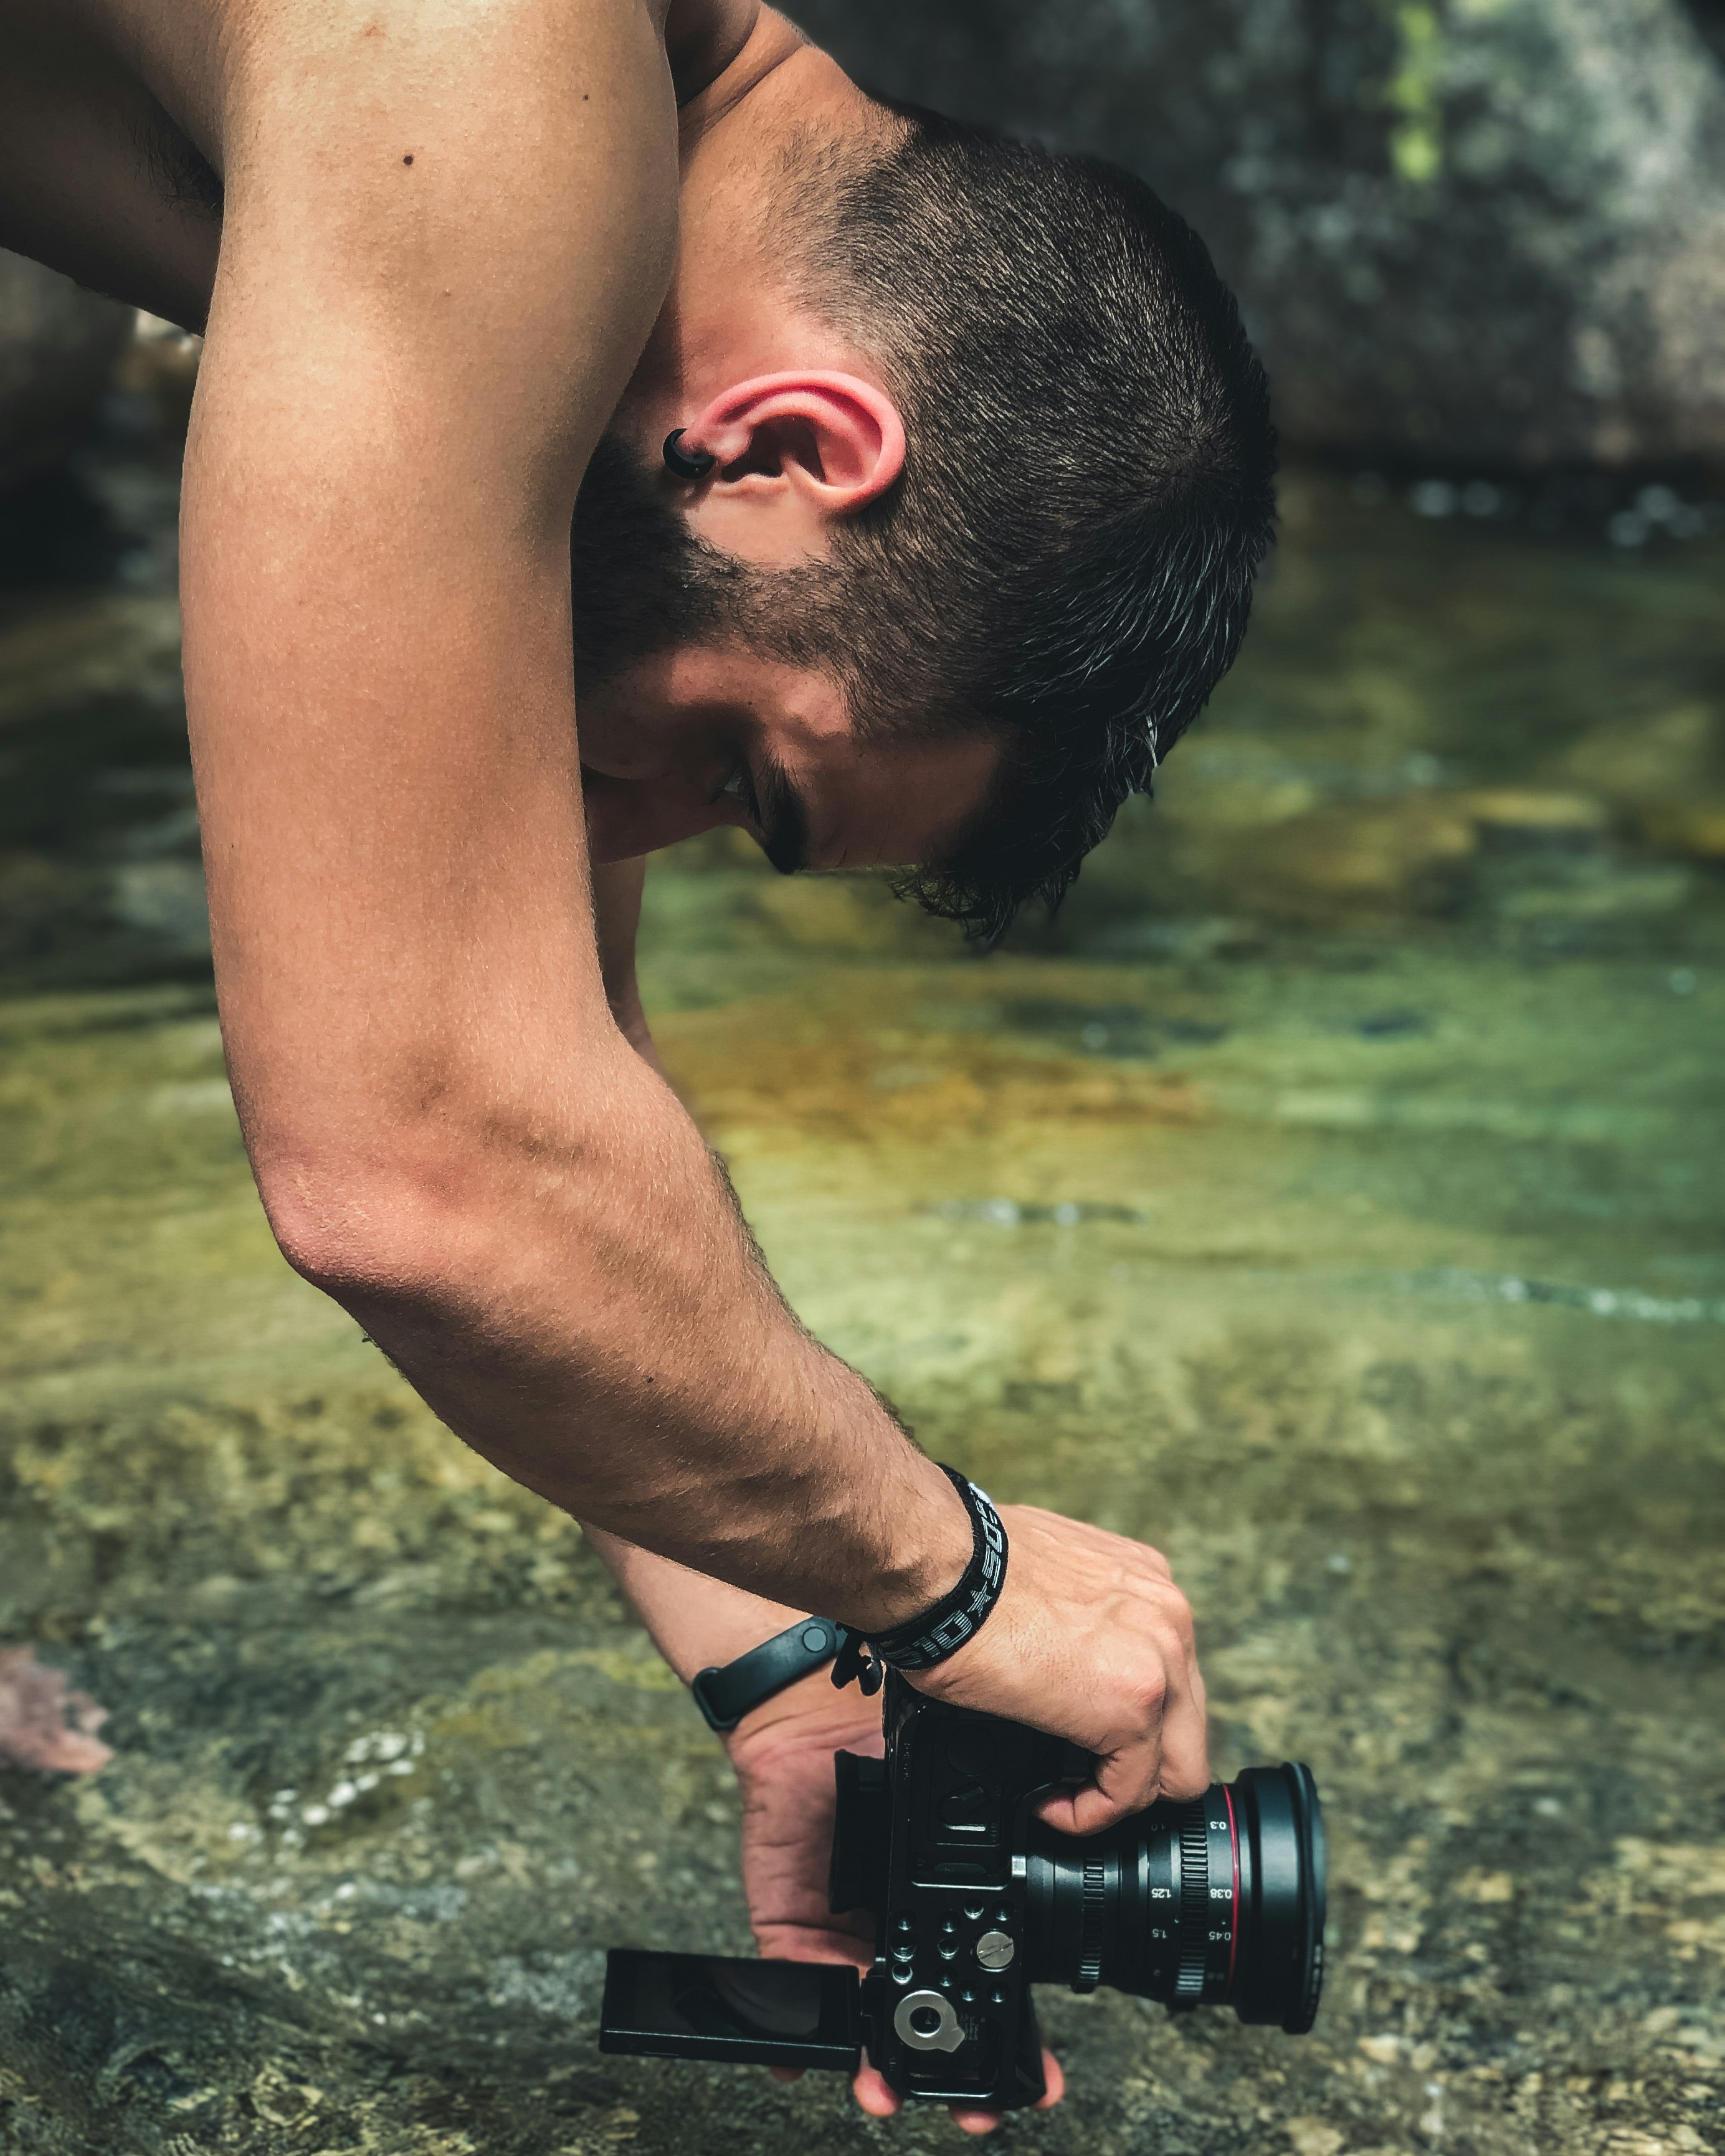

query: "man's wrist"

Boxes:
[585, 1527, 809, 1686]
[587, 1451, 976, 1679]
[844, 1456, 976, 1634]
[861, 1469, 1007, 1671]
[690, 1466, 1007, 1733]
[690, 1616, 846, 1732]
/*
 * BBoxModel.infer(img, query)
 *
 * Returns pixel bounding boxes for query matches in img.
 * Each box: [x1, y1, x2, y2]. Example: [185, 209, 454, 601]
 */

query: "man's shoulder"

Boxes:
[222, 0, 660, 107]
[217, 0, 681, 290]
[224, 0, 768, 116]
[202, 0, 684, 514]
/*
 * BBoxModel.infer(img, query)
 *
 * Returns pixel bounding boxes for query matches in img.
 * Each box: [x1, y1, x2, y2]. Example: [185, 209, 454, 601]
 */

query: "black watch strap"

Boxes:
[690, 1616, 846, 1734]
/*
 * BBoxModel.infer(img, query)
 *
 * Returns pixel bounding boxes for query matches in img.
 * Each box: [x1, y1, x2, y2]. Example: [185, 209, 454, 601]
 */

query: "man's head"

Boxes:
[574, 16, 1276, 939]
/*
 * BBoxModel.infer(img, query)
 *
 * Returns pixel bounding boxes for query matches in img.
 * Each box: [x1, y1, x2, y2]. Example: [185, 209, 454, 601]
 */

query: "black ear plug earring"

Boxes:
[662, 429, 716, 481]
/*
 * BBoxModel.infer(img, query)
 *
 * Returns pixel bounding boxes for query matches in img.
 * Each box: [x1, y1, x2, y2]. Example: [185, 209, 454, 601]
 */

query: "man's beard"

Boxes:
[569, 431, 756, 689]
[569, 430, 855, 693]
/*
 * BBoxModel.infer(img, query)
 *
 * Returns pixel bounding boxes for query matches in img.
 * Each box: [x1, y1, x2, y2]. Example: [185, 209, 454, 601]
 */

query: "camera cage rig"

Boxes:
[600, 1671, 1325, 2109]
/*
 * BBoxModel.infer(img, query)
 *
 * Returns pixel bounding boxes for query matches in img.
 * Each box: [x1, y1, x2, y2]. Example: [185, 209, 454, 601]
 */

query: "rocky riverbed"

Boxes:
[1, 442, 1721, 2154]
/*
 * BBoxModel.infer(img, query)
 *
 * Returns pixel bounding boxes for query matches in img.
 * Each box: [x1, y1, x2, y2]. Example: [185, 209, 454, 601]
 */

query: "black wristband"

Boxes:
[858, 1465, 1009, 1674]
[690, 1617, 844, 1734]
[693, 1470, 1007, 1727]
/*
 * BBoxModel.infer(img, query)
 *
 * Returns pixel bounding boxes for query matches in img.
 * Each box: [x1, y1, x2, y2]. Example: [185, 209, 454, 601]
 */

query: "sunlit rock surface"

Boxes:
[785, 0, 1725, 467]
[1, 449, 1722, 2151]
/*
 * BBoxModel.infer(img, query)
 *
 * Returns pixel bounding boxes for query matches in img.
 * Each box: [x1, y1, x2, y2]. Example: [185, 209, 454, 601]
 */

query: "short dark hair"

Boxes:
[797, 105, 1278, 941]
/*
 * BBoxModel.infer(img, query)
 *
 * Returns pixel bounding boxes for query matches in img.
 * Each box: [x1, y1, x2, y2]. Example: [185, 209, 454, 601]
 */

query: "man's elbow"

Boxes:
[254, 1139, 491, 1311]
[244, 1048, 653, 1313]
[260, 1165, 411, 1306]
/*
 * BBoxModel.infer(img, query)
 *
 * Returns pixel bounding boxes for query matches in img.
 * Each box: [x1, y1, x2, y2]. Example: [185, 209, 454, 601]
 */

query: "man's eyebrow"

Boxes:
[753, 752, 809, 876]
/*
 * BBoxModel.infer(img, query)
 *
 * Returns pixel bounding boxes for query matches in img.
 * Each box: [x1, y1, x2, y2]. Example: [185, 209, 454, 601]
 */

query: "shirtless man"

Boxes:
[0, 0, 1276, 2128]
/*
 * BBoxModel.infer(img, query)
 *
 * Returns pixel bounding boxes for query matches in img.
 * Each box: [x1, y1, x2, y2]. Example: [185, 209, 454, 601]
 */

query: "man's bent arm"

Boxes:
[182, 0, 1205, 1829]
[589, 858, 663, 1073]
[184, 0, 970, 1630]
[588, 1527, 809, 1684]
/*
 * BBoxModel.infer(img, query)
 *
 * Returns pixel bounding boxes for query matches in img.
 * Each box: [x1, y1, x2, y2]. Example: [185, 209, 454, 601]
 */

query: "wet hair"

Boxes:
[798, 104, 1278, 940]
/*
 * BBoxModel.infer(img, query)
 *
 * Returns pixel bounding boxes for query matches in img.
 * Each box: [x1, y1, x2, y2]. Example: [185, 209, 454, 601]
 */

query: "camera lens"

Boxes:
[1022, 1762, 1324, 2033]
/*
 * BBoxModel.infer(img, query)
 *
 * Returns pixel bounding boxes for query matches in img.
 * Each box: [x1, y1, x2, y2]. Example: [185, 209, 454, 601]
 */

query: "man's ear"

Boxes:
[677, 371, 906, 517]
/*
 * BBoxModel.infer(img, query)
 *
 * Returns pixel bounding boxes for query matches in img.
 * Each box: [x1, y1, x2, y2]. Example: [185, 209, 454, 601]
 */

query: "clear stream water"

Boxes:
[0, 393, 1721, 2155]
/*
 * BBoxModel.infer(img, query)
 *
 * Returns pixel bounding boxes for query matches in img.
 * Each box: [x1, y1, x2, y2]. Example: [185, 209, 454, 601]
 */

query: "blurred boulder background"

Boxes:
[0, 251, 132, 493]
[787, 0, 1725, 469]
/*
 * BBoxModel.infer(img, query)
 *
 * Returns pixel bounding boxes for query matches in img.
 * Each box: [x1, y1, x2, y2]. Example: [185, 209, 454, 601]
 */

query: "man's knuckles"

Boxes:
[1159, 1766, 1211, 1803]
[1152, 1736, 1212, 1802]
[1108, 1665, 1168, 1731]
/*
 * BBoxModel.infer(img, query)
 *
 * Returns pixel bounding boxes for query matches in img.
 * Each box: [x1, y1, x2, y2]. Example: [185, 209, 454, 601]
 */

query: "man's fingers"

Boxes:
[1035, 1656, 1212, 1835]
[1044, 1774, 1136, 1836]
[1036, 1720, 1168, 1833]
[852, 2061, 901, 2118]
[854, 2048, 1062, 2126]
[949, 2104, 1005, 2134]
[751, 1925, 871, 1973]
[1155, 1678, 1211, 1802]
[946, 2046, 1065, 2132]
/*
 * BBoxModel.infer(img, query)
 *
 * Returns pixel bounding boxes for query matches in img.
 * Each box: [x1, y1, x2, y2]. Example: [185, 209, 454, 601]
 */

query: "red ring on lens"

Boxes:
[1223, 1782, 1240, 1990]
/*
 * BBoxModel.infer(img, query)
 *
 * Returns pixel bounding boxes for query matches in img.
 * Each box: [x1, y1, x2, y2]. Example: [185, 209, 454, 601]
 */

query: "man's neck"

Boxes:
[663, 0, 772, 118]
[672, 2, 804, 141]
[612, 15, 895, 434]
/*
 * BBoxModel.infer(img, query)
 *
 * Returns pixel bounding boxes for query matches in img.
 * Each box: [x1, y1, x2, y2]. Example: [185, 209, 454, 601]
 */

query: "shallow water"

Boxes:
[1, 435, 1722, 2156]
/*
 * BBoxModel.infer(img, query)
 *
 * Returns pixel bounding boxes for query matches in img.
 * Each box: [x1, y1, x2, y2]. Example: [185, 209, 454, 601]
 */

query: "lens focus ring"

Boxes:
[1073, 1858, 1108, 1993]
[1175, 1810, 1210, 2002]
[1022, 1765, 1323, 2030]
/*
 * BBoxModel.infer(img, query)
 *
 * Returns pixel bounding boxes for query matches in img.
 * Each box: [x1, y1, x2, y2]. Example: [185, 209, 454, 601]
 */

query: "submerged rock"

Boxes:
[0, 253, 131, 493]
[787, 0, 1725, 466]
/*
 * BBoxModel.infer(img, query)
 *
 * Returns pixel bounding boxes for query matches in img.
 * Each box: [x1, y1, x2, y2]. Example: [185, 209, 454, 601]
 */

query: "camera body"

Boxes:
[827, 1673, 1072, 2107]
[601, 1672, 1324, 2109]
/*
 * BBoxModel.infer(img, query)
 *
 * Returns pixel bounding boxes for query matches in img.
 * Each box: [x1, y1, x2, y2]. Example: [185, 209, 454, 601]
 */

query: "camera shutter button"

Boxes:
[976, 1929, 1015, 1971]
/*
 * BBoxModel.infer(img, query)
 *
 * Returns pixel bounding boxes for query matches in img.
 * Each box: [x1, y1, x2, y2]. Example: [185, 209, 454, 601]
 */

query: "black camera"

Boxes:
[601, 1671, 1325, 2109]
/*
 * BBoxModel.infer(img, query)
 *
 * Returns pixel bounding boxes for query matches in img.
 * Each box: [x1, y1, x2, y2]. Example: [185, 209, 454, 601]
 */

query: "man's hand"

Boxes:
[913, 1504, 1210, 1833]
[594, 1495, 1207, 1834]
[594, 1516, 1197, 2121]
[726, 1678, 1065, 2136]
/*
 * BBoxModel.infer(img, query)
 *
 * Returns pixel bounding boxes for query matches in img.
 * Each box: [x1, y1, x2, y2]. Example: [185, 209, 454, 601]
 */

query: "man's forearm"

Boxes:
[589, 857, 668, 1077]
[293, 1032, 971, 1631]
[587, 1526, 804, 1684]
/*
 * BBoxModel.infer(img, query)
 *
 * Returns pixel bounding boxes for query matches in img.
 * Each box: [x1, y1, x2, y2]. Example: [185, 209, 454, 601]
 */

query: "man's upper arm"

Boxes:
[212, 0, 677, 498]
[181, 0, 678, 1203]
